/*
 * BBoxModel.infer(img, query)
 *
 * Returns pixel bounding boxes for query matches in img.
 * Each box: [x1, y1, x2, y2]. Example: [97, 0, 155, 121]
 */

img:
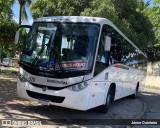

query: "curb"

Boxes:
[143, 86, 160, 90]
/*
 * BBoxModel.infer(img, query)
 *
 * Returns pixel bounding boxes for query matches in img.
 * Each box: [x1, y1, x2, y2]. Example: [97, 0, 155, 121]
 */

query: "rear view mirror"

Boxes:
[104, 36, 111, 51]
[15, 30, 20, 45]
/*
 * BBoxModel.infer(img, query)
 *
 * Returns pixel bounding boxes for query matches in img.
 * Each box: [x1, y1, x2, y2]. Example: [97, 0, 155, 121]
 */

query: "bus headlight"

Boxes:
[18, 73, 27, 82]
[70, 81, 89, 91]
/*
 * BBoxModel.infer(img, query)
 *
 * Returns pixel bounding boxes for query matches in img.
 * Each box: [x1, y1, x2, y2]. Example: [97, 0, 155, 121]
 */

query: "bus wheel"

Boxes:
[99, 87, 113, 114]
[131, 84, 139, 99]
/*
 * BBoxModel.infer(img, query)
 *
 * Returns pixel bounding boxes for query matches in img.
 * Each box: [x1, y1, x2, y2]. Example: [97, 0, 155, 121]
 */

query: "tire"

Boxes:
[99, 87, 114, 114]
[130, 85, 139, 99]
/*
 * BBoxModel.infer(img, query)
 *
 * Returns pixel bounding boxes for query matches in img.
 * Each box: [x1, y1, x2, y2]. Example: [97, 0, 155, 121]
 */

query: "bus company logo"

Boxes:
[47, 79, 67, 85]
[62, 62, 86, 68]
[28, 76, 35, 82]
[42, 86, 48, 92]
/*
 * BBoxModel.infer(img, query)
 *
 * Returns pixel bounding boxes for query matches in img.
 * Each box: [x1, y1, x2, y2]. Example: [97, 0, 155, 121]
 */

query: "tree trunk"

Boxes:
[19, 4, 22, 25]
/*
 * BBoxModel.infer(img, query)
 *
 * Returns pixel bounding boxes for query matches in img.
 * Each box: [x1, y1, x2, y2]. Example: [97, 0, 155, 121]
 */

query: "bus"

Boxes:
[15, 16, 147, 113]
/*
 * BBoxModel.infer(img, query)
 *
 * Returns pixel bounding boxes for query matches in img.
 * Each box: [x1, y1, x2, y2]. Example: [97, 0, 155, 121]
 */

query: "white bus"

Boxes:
[15, 16, 147, 113]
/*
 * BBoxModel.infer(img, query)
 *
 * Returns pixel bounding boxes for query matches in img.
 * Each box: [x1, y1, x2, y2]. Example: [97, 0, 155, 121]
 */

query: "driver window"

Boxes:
[94, 25, 110, 76]
[97, 33, 109, 64]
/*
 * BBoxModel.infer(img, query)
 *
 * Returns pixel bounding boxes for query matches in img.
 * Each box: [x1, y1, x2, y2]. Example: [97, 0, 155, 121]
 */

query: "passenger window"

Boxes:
[110, 43, 123, 64]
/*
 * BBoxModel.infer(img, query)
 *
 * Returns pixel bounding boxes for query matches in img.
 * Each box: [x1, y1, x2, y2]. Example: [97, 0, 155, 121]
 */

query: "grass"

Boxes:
[0, 68, 18, 78]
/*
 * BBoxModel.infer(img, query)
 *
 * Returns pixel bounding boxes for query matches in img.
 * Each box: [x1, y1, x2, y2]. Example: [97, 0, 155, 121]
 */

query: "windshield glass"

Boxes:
[21, 22, 100, 72]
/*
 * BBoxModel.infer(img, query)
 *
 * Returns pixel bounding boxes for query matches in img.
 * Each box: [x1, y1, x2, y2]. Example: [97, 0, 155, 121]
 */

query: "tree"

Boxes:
[81, 0, 155, 52]
[0, 0, 14, 20]
[30, 0, 92, 18]
[0, 20, 18, 61]
[111, 0, 155, 49]
[18, 0, 32, 25]
[0, 0, 28, 63]
[145, 0, 160, 61]
[0, 0, 17, 61]
[150, 0, 160, 41]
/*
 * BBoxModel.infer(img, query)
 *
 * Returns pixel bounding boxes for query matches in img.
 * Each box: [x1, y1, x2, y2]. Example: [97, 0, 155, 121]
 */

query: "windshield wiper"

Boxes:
[48, 25, 64, 72]
[31, 32, 56, 67]
[31, 44, 46, 67]
[50, 46, 64, 72]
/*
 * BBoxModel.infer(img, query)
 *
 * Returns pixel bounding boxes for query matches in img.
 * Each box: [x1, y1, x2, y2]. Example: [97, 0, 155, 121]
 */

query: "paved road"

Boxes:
[0, 78, 159, 128]
[133, 88, 160, 128]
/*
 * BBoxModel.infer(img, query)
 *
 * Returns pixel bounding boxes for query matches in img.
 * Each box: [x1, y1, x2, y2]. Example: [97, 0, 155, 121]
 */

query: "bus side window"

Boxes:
[110, 44, 122, 64]
[109, 30, 123, 64]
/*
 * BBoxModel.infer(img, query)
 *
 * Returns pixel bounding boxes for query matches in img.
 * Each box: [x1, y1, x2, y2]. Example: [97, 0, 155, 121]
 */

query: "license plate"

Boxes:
[38, 98, 50, 105]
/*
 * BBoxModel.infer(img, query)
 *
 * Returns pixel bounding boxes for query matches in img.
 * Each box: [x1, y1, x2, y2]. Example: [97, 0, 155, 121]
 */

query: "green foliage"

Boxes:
[0, 20, 27, 60]
[82, 0, 155, 50]
[0, 0, 14, 20]
[0, 20, 18, 59]
[146, 0, 160, 40]
[154, 0, 160, 4]
[112, 0, 155, 48]
[0, 69, 18, 78]
[144, 0, 160, 61]
[0, 0, 17, 60]
[18, 28, 28, 52]
[30, 0, 92, 18]
[0, 21, 17, 44]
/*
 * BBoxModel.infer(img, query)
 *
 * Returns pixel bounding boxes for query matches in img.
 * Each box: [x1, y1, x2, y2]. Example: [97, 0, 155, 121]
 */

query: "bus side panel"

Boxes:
[121, 67, 133, 97]
[87, 81, 110, 109]
[87, 66, 125, 109]
[113, 82, 123, 100]
[109, 66, 132, 98]
[137, 71, 146, 92]
[140, 74, 146, 91]
[87, 69, 111, 109]
[129, 68, 146, 94]
[129, 69, 139, 94]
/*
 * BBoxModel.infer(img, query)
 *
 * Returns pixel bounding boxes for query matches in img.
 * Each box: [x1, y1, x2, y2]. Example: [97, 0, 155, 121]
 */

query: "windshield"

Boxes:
[21, 22, 100, 72]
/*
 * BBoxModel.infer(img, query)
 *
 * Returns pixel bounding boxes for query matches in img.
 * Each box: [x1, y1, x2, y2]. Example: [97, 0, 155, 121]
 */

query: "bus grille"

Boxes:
[26, 90, 65, 103]
[31, 83, 65, 91]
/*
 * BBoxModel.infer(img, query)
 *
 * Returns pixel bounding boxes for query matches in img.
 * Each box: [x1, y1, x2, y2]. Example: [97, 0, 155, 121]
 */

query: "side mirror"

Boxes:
[15, 30, 20, 45]
[104, 36, 111, 51]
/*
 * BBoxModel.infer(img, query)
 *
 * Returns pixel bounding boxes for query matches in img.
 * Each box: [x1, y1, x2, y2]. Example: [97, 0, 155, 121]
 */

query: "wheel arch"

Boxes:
[107, 83, 116, 102]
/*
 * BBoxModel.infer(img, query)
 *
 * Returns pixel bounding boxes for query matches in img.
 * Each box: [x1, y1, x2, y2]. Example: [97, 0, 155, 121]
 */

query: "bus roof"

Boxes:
[35, 16, 111, 24]
[34, 16, 147, 58]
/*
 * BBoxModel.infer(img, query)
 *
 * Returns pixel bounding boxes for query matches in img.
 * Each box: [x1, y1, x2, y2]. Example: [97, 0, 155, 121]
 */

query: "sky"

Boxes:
[11, 2, 33, 25]
[11, 0, 155, 25]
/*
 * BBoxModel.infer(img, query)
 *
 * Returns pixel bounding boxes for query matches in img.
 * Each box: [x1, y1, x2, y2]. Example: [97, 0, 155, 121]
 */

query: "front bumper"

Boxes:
[17, 79, 91, 110]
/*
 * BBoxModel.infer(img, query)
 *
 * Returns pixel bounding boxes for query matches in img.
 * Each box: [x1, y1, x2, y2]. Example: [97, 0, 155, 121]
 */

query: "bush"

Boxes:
[0, 69, 18, 78]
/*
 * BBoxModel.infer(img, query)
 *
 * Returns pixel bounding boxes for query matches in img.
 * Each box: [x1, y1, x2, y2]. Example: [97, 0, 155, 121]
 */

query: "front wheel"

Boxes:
[99, 87, 113, 114]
